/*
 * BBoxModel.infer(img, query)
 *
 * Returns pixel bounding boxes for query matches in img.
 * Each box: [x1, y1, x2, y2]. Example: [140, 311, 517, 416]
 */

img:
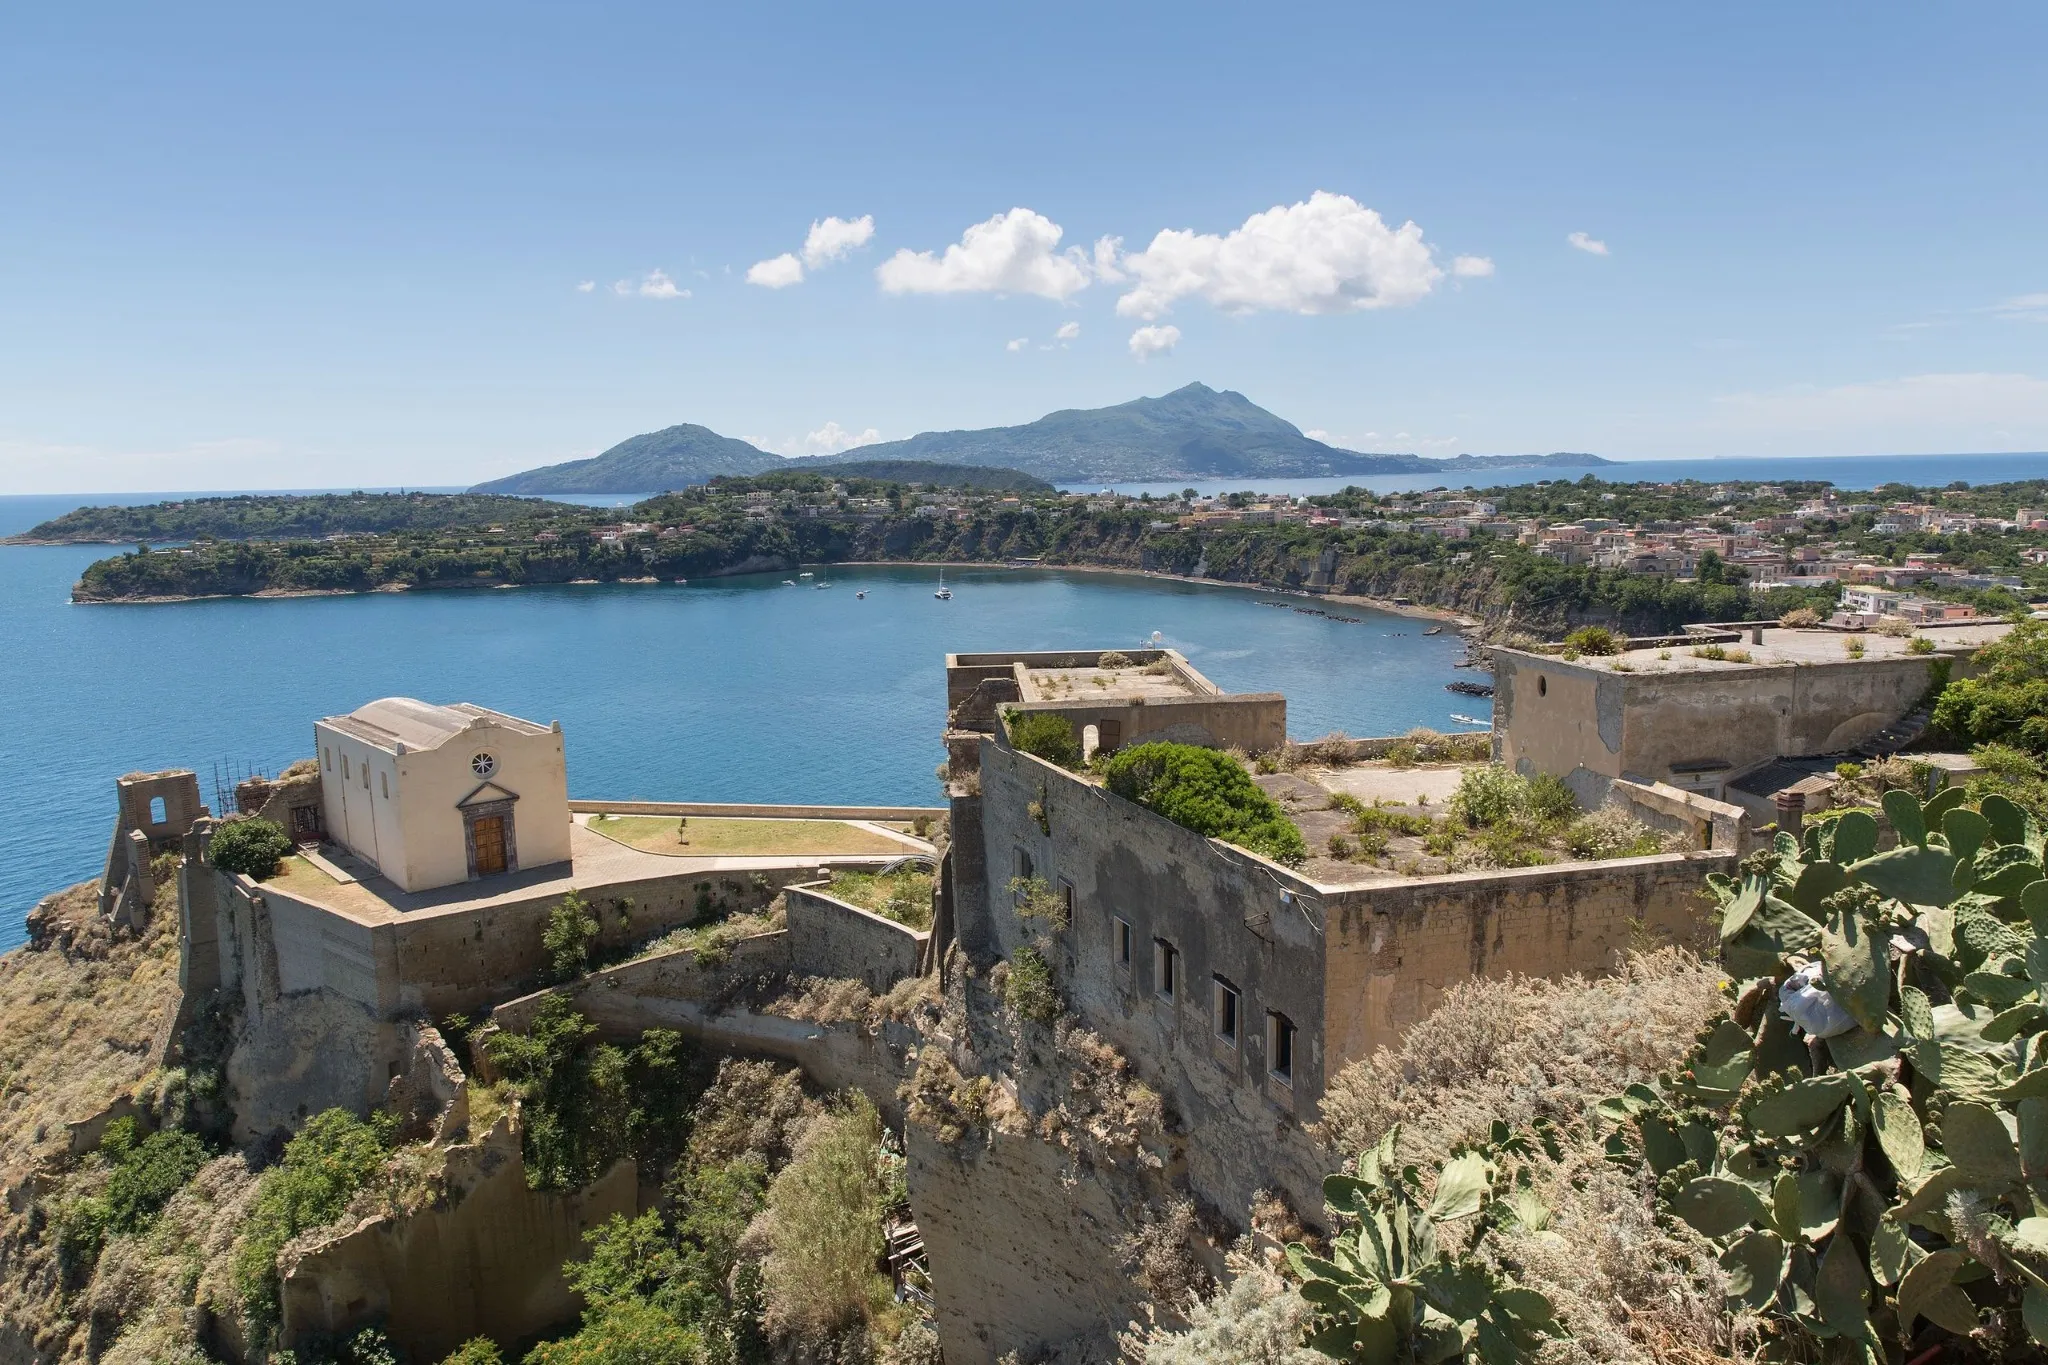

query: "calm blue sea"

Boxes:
[0, 546, 1480, 950]
[6, 449, 2046, 950]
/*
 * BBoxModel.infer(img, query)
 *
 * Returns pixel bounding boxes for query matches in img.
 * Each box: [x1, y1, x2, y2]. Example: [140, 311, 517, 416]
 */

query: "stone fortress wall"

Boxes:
[109, 625, 1892, 1363]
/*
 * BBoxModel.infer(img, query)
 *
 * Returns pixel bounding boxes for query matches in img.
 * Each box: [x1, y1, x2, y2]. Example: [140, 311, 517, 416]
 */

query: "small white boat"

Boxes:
[855, 590, 867, 599]
[815, 582, 831, 589]
[934, 568, 952, 600]
[782, 580, 796, 586]
[799, 571, 814, 580]
[1450, 713, 1487, 726]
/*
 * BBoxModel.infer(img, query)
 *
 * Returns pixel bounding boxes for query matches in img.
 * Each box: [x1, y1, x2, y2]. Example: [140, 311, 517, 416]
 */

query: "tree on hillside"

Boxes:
[1932, 618, 2048, 755]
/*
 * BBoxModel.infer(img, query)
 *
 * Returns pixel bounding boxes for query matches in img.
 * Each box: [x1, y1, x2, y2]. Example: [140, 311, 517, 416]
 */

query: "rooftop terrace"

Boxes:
[1530, 621, 2008, 675]
[251, 809, 934, 928]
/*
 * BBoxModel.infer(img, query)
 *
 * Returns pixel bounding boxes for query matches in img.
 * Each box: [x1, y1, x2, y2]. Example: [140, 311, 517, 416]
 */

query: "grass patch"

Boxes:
[586, 814, 909, 857]
[823, 867, 934, 929]
[258, 854, 339, 900]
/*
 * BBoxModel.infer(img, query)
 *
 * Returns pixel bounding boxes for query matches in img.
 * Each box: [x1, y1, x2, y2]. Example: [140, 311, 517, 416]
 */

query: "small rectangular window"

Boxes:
[1154, 939, 1178, 1001]
[380, 771, 389, 798]
[342, 755, 350, 780]
[1267, 1011, 1296, 1084]
[1016, 847, 1034, 882]
[1213, 976, 1240, 1042]
[1060, 879, 1075, 924]
[323, 747, 331, 770]
[1114, 917, 1132, 971]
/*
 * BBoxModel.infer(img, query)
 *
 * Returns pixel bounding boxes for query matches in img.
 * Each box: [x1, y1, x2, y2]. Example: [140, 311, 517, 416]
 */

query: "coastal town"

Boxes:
[24, 473, 2048, 637]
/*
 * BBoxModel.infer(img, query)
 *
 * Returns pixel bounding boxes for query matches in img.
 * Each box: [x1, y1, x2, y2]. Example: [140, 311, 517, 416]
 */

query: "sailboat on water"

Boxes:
[934, 568, 952, 600]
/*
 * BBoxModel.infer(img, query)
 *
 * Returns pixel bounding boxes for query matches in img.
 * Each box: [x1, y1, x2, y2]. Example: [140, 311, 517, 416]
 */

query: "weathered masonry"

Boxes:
[943, 647, 1733, 1230]
[1491, 621, 2007, 809]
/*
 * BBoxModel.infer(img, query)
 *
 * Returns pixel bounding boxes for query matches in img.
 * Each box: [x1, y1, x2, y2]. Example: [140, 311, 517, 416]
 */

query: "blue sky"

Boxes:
[2, 2, 2045, 492]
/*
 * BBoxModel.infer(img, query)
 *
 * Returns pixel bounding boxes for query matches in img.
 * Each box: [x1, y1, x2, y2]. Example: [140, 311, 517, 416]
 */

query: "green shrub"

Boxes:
[1562, 625, 1623, 656]
[486, 998, 704, 1191]
[1005, 945, 1061, 1025]
[437, 1339, 503, 1365]
[1009, 875, 1070, 930]
[276, 1325, 403, 1365]
[542, 889, 600, 983]
[1842, 634, 1866, 658]
[57, 1117, 211, 1275]
[234, 1110, 393, 1331]
[1097, 650, 1135, 668]
[209, 817, 293, 879]
[1932, 618, 2048, 756]
[1448, 765, 1523, 828]
[1101, 743, 1307, 865]
[1524, 773, 1579, 824]
[1907, 634, 1936, 654]
[1005, 710, 1081, 767]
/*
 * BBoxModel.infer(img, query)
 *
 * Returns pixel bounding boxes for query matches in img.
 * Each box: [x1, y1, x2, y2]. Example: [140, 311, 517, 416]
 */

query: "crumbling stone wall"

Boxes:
[100, 769, 207, 923]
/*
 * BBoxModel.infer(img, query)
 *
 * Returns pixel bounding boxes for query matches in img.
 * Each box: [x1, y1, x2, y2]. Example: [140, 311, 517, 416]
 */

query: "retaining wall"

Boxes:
[784, 883, 929, 992]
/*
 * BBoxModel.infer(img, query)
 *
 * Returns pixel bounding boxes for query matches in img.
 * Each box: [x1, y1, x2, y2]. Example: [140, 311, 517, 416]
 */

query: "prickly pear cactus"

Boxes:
[1289, 1122, 1569, 1363]
[1607, 786, 2048, 1361]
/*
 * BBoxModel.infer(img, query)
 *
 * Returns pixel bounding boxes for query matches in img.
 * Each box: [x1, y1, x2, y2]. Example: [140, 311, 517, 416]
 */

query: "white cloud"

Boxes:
[876, 208, 1092, 300]
[1710, 372, 2048, 450]
[746, 253, 805, 289]
[802, 215, 875, 268]
[614, 270, 689, 299]
[1055, 321, 1081, 341]
[745, 215, 876, 289]
[1128, 324, 1181, 361]
[1991, 293, 2048, 321]
[799, 421, 882, 455]
[1567, 231, 1609, 256]
[576, 280, 595, 293]
[1090, 236, 1126, 284]
[1304, 429, 1333, 442]
[1451, 255, 1495, 278]
[1005, 337, 1029, 352]
[1112, 192, 1442, 321]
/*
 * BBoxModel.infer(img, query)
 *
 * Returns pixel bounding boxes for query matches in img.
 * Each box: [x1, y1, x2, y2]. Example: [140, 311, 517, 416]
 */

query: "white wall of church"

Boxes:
[391, 722, 570, 892]
[317, 727, 411, 881]
[313, 715, 570, 894]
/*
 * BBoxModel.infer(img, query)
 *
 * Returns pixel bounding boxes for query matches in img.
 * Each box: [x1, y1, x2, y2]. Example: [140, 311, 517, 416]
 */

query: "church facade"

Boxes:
[313, 698, 571, 892]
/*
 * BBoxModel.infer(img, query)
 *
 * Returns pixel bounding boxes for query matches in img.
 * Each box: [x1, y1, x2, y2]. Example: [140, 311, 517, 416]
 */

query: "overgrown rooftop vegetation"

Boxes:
[1101, 741, 1309, 866]
[823, 866, 935, 930]
[1254, 740, 1670, 882]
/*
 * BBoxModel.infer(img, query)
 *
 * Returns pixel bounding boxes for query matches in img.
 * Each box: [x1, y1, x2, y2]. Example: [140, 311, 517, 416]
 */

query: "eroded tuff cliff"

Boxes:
[0, 880, 189, 1362]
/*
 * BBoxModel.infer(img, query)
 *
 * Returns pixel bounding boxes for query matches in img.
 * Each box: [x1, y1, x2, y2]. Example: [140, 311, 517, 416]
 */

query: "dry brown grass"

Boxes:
[1319, 946, 1727, 1169]
[1317, 948, 1739, 1365]
[0, 881, 182, 1178]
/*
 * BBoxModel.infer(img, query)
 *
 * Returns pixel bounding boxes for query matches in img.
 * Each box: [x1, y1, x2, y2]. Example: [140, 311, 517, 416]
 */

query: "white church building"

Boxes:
[313, 698, 571, 893]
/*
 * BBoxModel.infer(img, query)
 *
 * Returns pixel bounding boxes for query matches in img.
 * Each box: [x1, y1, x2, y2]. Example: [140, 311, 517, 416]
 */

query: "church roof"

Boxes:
[318, 698, 552, 754]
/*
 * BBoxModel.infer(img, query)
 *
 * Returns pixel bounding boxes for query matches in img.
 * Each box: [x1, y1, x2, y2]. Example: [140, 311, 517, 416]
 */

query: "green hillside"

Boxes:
[471, 423, 772, 494]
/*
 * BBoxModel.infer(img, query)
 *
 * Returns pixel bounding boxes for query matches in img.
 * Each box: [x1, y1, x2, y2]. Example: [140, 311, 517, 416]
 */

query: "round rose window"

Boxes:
[471, 752, 497, 779]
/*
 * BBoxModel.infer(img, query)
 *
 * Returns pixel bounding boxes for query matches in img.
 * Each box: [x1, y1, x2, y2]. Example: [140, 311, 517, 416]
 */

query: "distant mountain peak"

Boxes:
[470, 385, 1611, 494]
